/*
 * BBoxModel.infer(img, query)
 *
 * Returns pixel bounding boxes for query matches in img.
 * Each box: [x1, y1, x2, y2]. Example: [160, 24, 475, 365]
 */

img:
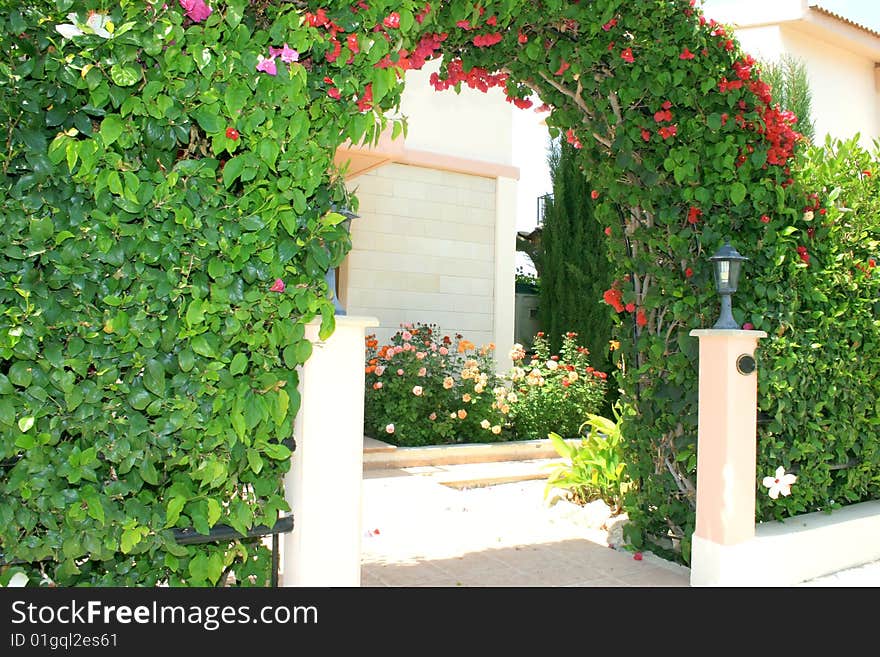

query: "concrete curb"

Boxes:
[363, 437, 567, 469]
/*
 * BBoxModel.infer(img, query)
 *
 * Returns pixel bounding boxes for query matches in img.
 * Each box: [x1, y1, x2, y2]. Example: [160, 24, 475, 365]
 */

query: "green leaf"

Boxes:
[120, 527, 142, 554]
[179, 349, 196, 372]
[192, 106, 224, 134]
[246, 448, 263, 474]
[17, 416, 35, 432]
[262, 442, 292, 460]
[100, 115, 125, 147]
[8, 362, 32, 388]
[730, 182, 747, 205]
[191, 335, 216, 358]
[222, 155, 246, 187]
[110, 64, 141, 87]
[186, 299, 205, 326]
[230, 352, 248, 375]
[0, 399, 14, 426]
[139, 460, 160, 486]
[143, 359, 166, 397]
[206, 498, 222, 526]
[165, 497, 187, 527]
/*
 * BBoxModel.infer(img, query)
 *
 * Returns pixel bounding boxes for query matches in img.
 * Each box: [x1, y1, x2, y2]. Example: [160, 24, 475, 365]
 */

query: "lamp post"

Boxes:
[324, 205, 359, 316]
[709, 241, 748, 330]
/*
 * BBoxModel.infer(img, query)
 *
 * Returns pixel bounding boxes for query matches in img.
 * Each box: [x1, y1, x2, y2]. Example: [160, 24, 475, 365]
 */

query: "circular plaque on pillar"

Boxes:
[736, 353, 756, 375]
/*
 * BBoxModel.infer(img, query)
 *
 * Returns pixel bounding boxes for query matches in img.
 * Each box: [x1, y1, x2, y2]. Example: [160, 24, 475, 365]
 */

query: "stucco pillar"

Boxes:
[689, 329, 767, 586]
[281, 315, 378, 587]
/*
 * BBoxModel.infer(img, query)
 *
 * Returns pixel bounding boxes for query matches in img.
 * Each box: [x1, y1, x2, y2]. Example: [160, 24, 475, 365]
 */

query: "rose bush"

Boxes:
[505, 332, 607, 440]
[364, 323, 507, 446]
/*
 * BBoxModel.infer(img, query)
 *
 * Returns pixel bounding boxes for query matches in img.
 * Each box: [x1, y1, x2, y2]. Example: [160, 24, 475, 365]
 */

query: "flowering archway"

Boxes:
[2, 0, 828, 585]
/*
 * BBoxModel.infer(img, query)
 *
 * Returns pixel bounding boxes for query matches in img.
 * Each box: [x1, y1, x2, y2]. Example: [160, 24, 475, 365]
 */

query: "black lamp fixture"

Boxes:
[709, 240, 748, 330]
[324, 204, 360, 316]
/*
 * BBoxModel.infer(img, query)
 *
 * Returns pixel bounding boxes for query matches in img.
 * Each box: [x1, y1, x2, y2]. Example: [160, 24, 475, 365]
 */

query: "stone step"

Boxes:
[364, 458, 564, 490]
[362, 436, 568, 470]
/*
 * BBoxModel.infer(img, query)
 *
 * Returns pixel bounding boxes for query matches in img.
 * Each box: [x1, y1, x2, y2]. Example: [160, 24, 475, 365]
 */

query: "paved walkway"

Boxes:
[360, 458, 880, 587]
[360, 464, 691, 587]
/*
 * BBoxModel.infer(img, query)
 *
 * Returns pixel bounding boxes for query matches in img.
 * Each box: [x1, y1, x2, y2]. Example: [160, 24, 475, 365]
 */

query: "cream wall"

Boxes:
[345, 163, 500, 349]
[397, 60, 514, 166]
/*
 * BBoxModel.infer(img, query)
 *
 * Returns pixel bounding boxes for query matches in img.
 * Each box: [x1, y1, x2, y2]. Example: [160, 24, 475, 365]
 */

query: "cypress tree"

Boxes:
[539, 139, 616, 410]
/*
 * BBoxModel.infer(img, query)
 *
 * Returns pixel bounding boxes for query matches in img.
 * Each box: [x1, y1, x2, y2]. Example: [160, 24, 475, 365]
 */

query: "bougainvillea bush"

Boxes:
[0, 0, 410, 585]
[364, 323, 507, 446]
[506, 332, 607, 440]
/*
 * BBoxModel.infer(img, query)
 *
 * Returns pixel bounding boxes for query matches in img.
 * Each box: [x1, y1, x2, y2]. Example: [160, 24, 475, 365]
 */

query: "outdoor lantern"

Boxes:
[709, 240, 748, 330]
[324, 205, 360, 316]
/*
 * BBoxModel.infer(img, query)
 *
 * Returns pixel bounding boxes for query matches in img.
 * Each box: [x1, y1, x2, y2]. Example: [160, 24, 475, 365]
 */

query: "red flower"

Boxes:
[327, 87, 341, 99]
[383, 12, 401, 29]
[604, 226, 612, 236]
[620, 48, 634, 64]
[661, 100, 672, 110]
[636, 309, 647, 327]
[517, 31, 528, 44]
[658, 124, 677, 139]
[456, 19, 471, 29]
[742, 323, 755, 330]
[347, 33, 360, 54]
[724, 39, 734, 51]
[486, 15, 497, 26]
[687, 207, 702, 225]
[591, 190, 599, 200]
[602, 18, 617, 31]
[641, 128, 651, 142]
[633, 552, 643, 561]
[653, 109, 673, 123]
[760, 215, 770, 224]
[269, 278, 285, 293]
[225, 127, 239, 140]
[863, 170, 872, 177]
[797, 246, 810, 265]
[625, 302, 635, 313]
[679, 47, 695, 60]
[554, 60, 570, 76]
[603, 288, 625, 313]
[565, 128, 582, 149]
[685, 267, 693, 278]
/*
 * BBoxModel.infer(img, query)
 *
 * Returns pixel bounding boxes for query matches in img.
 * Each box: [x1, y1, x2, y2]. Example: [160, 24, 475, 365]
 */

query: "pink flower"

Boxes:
[439, 347, 448, 356]
[385, 423, 395, 434]
[256, 55, 277, 76]
[373, 382, 382, 390]
[416, 351, 426, 360]
[412, 385, 423, 396]
[401, 331, 412, 341]
[396, 369, 404, 376]
[418, 367, 427, 377]
[374, 366, 385, 376]
[429, 412, 437, 421]
[179, 0, 212, 22]
[742, 322, 755, 330]
[633, 552, 643, 561]
[269, 278, 285, 293]
[270, 43, 299, 63]
[393, 345, 403, 355]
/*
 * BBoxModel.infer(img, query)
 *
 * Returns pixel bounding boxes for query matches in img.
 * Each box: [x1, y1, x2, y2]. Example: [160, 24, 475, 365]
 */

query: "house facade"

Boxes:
[703, 0, 880, 146]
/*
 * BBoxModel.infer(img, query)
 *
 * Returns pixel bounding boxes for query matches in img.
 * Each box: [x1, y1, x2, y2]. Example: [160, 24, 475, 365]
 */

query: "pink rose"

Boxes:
[397, 369, 404, 376]
[374, 366, 385, 376]
[416, 352, 426, 360]
[412, 385, 423, 396]
[401, 331, 412, 341]
[418, 367, 427, 377]
[439, 347, 448, 356]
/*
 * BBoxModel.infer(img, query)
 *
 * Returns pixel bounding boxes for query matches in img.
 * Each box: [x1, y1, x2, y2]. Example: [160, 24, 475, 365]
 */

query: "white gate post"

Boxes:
[689, 329, 766, 586]
[281, 315, 378, 587]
